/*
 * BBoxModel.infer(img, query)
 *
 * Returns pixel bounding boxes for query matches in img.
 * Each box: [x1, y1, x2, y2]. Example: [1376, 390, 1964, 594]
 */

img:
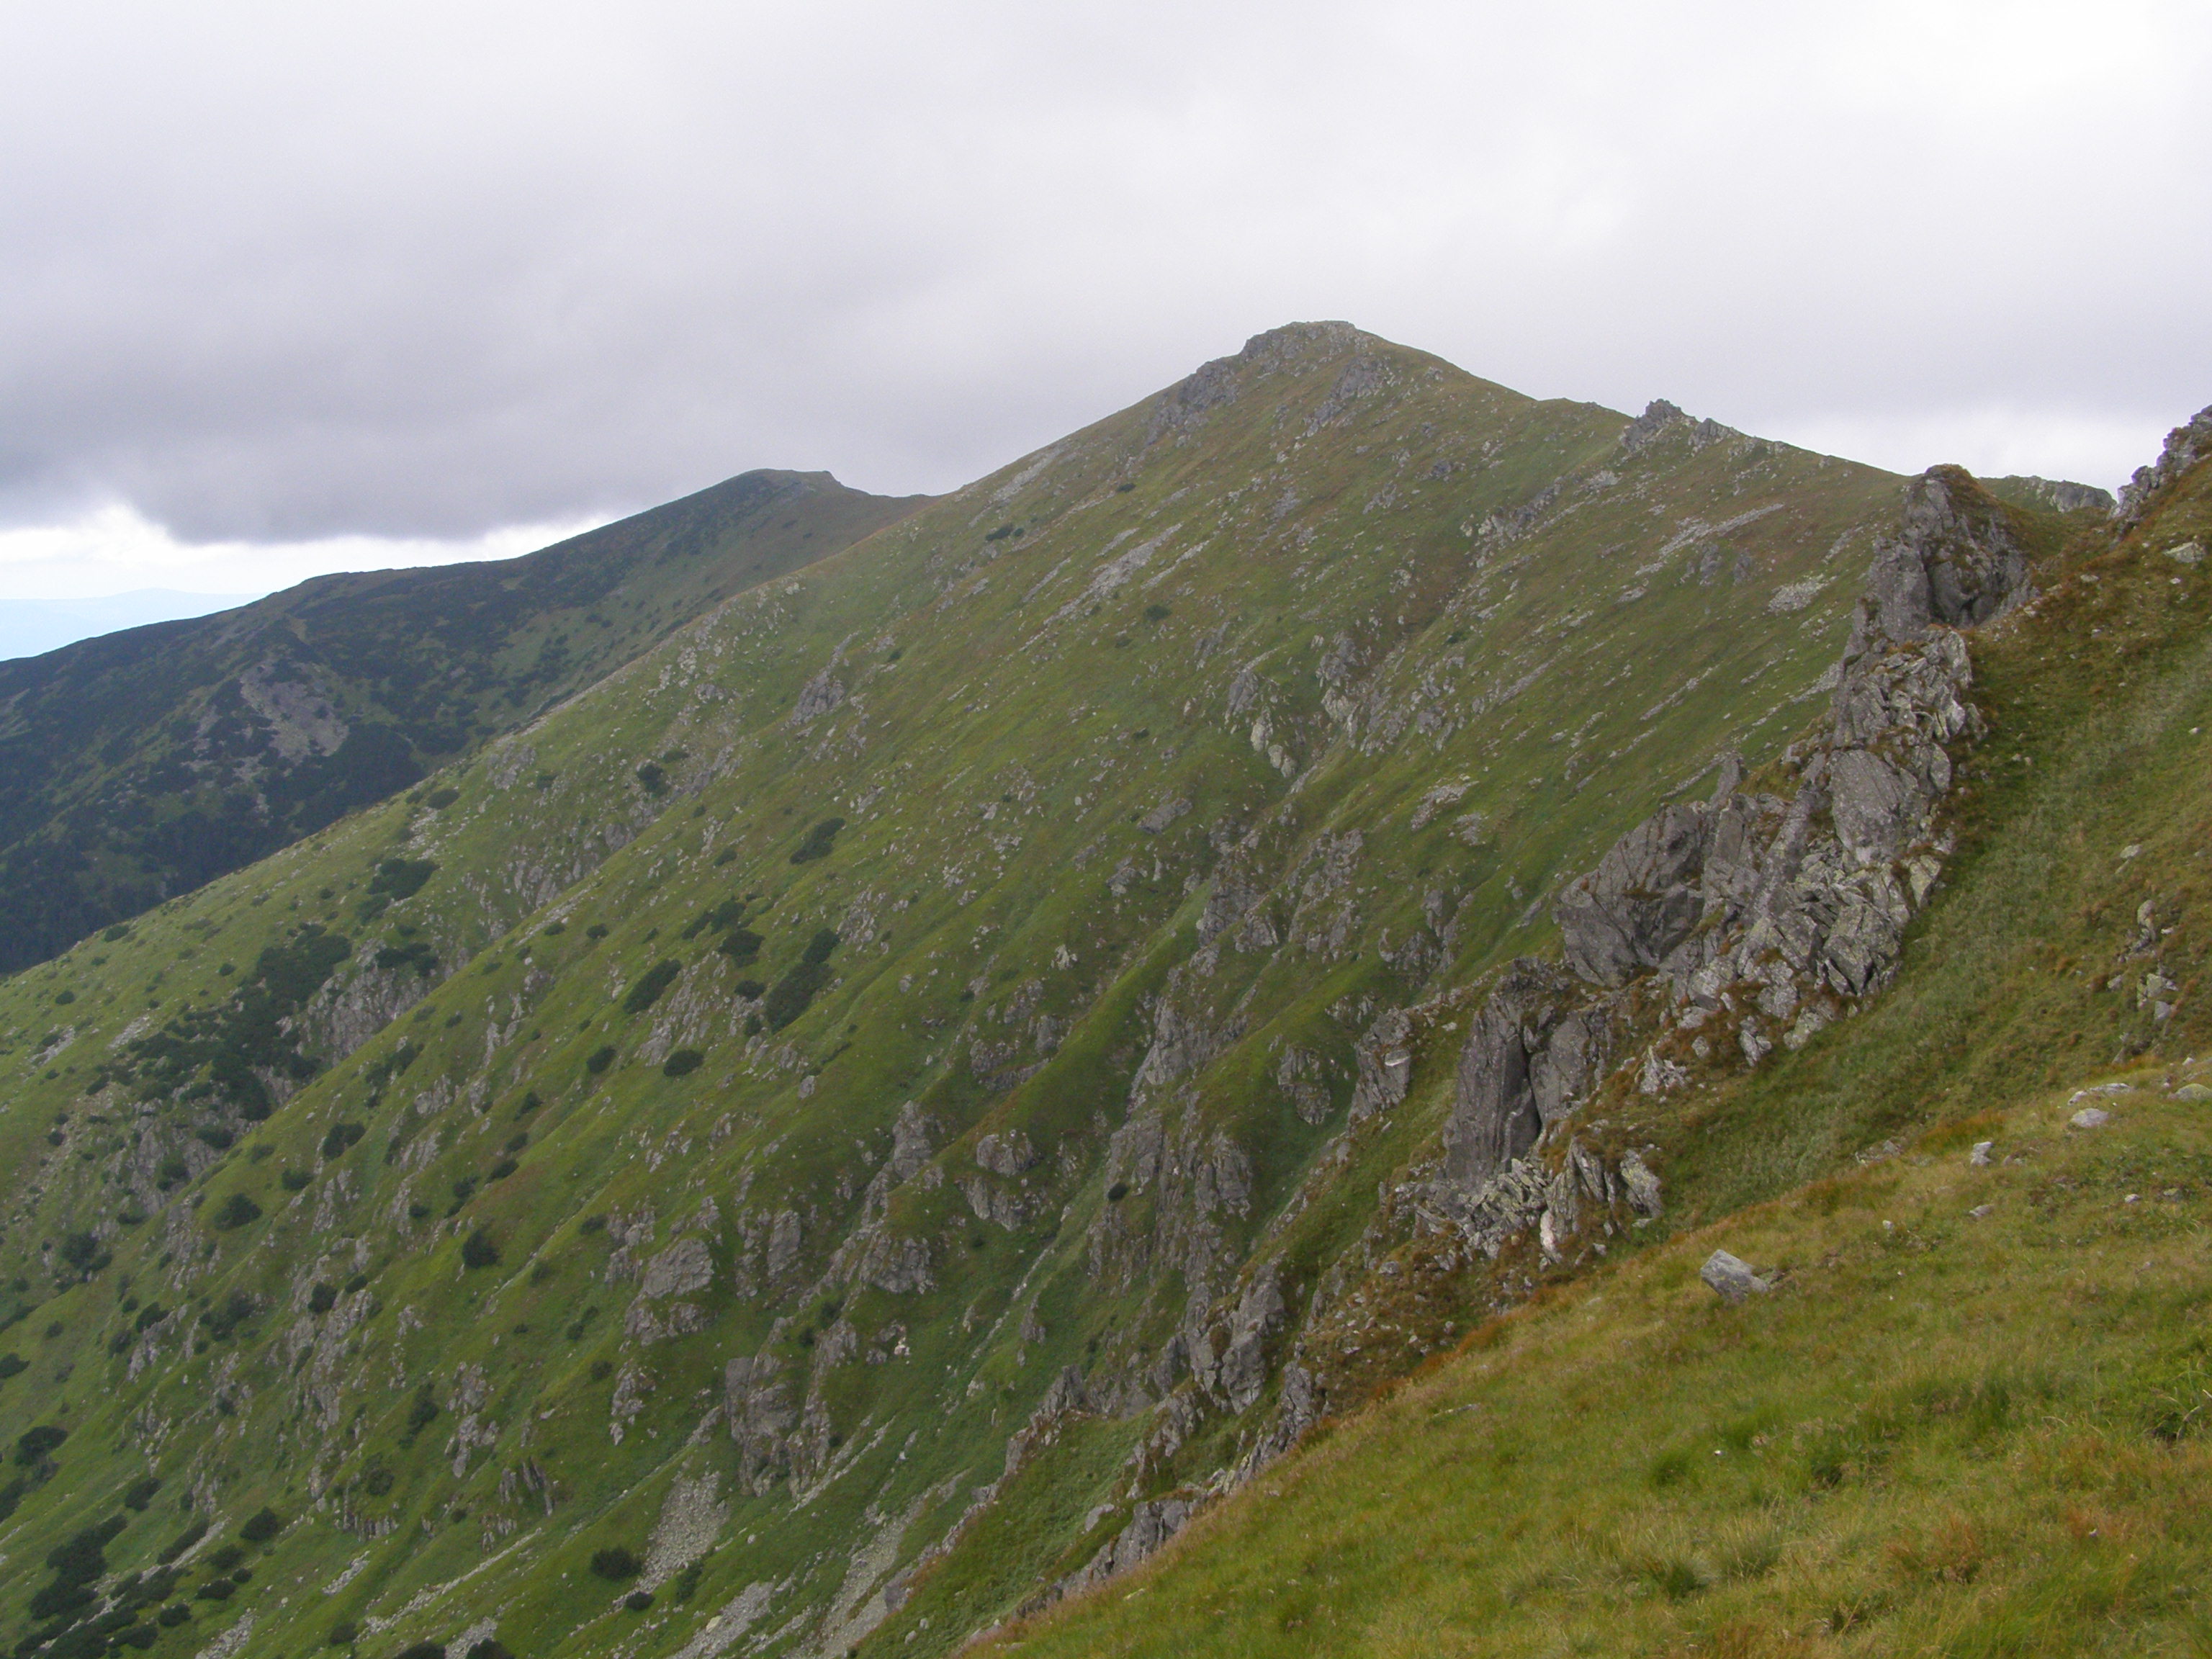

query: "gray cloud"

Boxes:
[1, 0, 2207, 546]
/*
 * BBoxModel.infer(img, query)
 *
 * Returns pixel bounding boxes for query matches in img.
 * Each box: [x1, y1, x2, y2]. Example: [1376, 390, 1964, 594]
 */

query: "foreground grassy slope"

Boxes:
[989, 426, 2212, 1657]
[0, 324, 2030, 1659]
[993, 1072, 2212, 1658]
[0, 468, 925, 971]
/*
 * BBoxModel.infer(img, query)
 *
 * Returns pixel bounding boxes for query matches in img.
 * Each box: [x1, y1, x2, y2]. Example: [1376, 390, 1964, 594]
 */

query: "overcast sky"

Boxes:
[2, 0, 2207, 601]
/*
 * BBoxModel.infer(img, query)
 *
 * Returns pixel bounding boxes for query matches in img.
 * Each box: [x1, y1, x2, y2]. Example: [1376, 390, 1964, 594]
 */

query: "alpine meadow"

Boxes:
[4, 322, 2211, 1659]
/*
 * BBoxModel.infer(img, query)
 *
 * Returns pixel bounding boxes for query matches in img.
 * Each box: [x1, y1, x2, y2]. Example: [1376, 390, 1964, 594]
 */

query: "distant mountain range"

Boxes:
[0, 469, 927, 971]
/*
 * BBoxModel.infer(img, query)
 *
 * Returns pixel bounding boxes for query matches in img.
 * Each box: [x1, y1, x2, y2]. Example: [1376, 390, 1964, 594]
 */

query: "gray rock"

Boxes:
[1348, 1008, 1413, 1123]
[1617, 1150, 1664, 1217]
[2115, 404, 2212, 526]
[2069, 1107, 2112, 1130]
[1137, 797, 1192, 835]
[1699, 1249, 1769, 1303]
[1554, 803, 1712, 988]
[640, 1237, 714, 1300]
[1442, 961, 1591, 1186]
[974, 1130, 1040, 1178]
[1968, 1141, 1994, 1166]
[788, 666, 845, 726]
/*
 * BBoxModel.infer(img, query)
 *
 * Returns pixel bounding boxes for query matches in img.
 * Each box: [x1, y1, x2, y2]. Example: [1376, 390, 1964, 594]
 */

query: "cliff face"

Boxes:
[0, 326, 2138, 1659]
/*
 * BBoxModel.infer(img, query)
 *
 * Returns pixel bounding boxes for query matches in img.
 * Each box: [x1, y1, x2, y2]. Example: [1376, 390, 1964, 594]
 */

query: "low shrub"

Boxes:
[590, 1545, 642, 1581]
[788, 818, 845, 865]
[210, 1194, 262, 1230]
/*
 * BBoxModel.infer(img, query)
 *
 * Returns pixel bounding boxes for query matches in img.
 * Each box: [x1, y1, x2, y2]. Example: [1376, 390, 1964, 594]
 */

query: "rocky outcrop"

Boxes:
[1557, 468, 2016, 1040]
[2115, 404, 2212, 526]
[1442, 963, 1616, 1188]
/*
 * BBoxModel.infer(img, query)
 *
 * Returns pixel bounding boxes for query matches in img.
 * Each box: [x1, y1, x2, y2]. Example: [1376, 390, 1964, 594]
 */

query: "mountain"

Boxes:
[0, 321, 2192, 1659]
[0, 594, 257, 667]
[0, 469, 928, 972]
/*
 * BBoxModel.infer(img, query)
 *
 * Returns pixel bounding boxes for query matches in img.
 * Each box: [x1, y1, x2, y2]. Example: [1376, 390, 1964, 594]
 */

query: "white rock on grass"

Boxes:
[1968, 1141, 1994, 1166]
[2069, 1107, 2112, 1130]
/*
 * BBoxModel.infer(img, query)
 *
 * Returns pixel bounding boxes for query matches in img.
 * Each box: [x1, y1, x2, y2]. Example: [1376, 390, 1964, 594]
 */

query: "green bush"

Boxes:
[0, 1354, 22, 1380]
[239, 1506, 283, 1543]
[281, 1168, 312, 1191]
[325, 1619, 356, 1645]
[682, 897, 745, 940]
[404, 1383, 439, 1438]
[423, 787, 460, 810]
[159, 1604, 192, 1627]
[461, 1230, 500, 1270]
[156, 1521, 207, 1565]
[585, 1045, 616, 1075]
[788, 818, 845, 865]
[762, 929, 840, 1031]
[16, 1423, 68, 1465]
[717, 928, 763, 968]
[308, 1282, 338, 1315]
[662, 1049, 704, 1078]
[590, 1545, 642, 1580]
[633, 760, 667, 796]
[210, 1193, 263, 1230]
[195, 1125, 235, 1151]
[123, 1476, 163, 1511]
[203, 1292, 256, 1339]
[622, 959, 683, 1015]
[372, 940, 439, 978]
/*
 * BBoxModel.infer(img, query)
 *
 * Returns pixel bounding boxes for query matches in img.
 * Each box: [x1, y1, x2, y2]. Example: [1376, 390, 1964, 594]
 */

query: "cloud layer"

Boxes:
[3, 0, 2206, 582]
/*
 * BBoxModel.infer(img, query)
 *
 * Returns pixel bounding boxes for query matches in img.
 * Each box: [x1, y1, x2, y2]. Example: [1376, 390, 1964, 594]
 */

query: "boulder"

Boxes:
[1699, 1249, 1769, 1303]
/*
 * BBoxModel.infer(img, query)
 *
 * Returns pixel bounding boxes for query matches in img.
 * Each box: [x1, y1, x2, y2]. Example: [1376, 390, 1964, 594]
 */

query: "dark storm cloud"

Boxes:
[1, 0, 2206, 549]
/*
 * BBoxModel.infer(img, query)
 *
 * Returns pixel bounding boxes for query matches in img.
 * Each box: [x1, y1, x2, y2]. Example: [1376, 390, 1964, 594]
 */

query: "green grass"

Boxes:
[989, 1074, 2212, 1657]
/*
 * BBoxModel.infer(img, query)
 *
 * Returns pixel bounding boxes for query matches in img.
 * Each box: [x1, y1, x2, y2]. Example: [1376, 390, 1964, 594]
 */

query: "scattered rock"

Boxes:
[1968, 1205, 1994, 1220]
[1699, 1249, 1769, 1303]
[2069, 1107, 2112, 1130]
[2174, 1083, 2212, 1102]
[1968, 1141, 1994, 1166]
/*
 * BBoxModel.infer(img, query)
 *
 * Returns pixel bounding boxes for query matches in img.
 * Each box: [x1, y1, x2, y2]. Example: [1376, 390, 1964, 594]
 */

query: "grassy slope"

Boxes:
[985, 444, 2212, 1655]
[0, 469, 925, 971]
[0, 325, 1939, 1659]
[991, 1074, 2212, 1658]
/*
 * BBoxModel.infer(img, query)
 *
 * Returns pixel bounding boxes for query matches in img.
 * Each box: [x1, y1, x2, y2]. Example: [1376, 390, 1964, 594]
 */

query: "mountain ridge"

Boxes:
[0, 323, 2195, 1659]
[0, 467, 928, 972]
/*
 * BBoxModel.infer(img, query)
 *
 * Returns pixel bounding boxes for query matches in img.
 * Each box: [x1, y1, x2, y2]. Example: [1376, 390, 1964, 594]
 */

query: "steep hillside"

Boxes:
[989, 405, 2212, 1655]
[0, 323, 2144, 1659]
[0, 469, 925, 971]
